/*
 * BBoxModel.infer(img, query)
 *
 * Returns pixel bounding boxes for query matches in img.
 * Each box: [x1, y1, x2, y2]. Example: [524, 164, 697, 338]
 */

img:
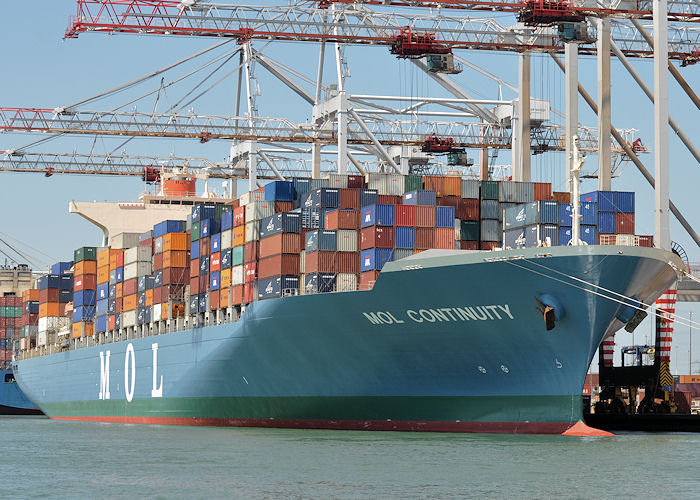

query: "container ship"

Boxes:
[12, 173, 681, 434]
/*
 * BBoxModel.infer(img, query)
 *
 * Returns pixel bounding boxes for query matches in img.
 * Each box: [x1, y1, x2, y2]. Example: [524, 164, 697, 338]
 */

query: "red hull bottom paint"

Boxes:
[52, 416, 610, 435]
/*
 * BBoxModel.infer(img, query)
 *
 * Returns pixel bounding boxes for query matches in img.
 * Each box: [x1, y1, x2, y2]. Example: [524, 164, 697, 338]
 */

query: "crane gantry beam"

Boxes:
[0, 107, 634, 153]
[63, 1, 700, 60]
[318, 0, 700, 22]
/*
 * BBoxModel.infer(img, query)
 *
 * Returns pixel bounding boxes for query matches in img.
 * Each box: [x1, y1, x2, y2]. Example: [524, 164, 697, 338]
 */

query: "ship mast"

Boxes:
[570, 135, 584, 246]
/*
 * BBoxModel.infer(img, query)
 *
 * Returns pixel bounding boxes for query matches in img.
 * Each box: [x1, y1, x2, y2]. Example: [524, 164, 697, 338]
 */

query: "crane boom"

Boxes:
[63, 1, 700, 60]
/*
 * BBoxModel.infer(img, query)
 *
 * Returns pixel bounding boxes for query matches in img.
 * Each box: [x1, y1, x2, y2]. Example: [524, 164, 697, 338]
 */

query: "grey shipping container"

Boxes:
[480, 200, 499, 220]
[516, 182, 535, 203]
[480, 219, 501, 242]
[503, 201, 559, 230]
[461, 179, 479, 199]
[504, 224, 559, 249]
[499, 181, 517, 202]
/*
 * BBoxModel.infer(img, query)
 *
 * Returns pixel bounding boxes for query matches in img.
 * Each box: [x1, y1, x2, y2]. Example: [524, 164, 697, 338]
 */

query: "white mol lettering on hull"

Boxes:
[363, 305, 514, 325]
[98, 343, 164, 401]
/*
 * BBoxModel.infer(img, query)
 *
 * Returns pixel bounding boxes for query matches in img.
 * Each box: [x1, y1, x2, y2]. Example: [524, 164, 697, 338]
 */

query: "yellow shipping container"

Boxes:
[123, 294, 138, 311]
[221, 268, 232, 289]
[233, 226, 245, 247]
[72, 321, 94, 338]
[219, 287, 230, 309]
[146, 289, 154, 307]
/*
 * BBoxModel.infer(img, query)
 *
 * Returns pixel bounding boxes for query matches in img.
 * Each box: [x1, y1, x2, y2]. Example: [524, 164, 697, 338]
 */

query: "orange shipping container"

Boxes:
[231, 285, 244, 306]
[209, 290, 220, 310]
[219, 287, 230, 309]
[123, 294, 138, 311]
[163, 250, 188, 268]
[98, 248, 122, 269]
[74, 260, 97, 276]
[233, 206, 246, 227]
[258, 254, 300, 279]
[233, 226, 246, 247]
[160, 302, 169, 320]
[72, 321, 94, 339]
[38, 302, 61, 318]
[325, 210, 360, 230]
[415, 227, 435, 250]
[259, 233, 301, 258]
[97, 265, 110, 285]
[415, 206, 436, 227]
[163, 232, 188, 252]
[109, 250, 124, 270]
[442, 176, 461, 197]
[221, 268, 232, 289]
[423, 175, 445, 196]
[23, 288, 40, 302]
[116, 282, 123, 298]
[146, 289, 154, 307]
[434, 228, 455, 249]
[534, 182, 552, 201]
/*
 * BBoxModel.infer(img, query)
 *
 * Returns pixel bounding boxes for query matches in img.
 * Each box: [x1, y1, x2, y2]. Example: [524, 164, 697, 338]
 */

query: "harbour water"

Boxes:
[3, 416, 700, 498]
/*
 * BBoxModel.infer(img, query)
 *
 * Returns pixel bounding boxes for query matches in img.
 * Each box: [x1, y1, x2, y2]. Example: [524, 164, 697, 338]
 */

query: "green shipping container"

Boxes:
[215, 203, 227, 220]
[9, 307, 21, 318]
[460, 220, 480, 241]
[231, 246, 245, 266]
[0, 307, 5, 317]
[191, 222, 201, 241]
[480, 181, 499, 200]
[404, 174, 422, 193]
[74, 246, 97, 262]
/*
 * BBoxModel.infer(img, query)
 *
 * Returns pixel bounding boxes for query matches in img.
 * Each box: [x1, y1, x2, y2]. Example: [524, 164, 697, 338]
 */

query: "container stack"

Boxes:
[107, 245, 125, 333]
[503, 201, 560, 248]
[152, 220, 188, 323]
[190, 202, 222, 315]
[19, 289, 39, 352]
[95, 248, 118, 336]
[0, 296, 22, 365]
[72, 246, 97, 338]
[36, 270, 72, 345]
[580, 191, 651, 247]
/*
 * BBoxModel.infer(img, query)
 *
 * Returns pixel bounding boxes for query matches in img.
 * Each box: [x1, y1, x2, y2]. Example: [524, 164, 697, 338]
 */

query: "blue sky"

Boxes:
[1, 1, 698, 372]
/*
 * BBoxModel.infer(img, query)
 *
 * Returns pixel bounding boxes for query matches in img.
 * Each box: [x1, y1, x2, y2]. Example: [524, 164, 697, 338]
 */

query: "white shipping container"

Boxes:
[326, 173, 348, 189]
[336, 273, 358, 292]
[231, 265, 244, 286]
[38, 316, 60, 333]
[124, 246, 152, 264]
[336, 230, 358, 252]
[245, 221, 260, 242]
[367, 173, 387, 195]
[153, 303, 162, 322]
[24, 325, 38, 337]
[37, 331, 48, 347]
[110, 232, 140, 249]
[221, 229, 233, 249]
[245, 201, 275, 223]
[240, 190, 266, 206]
[124, 261, 152, 281]
[454, 219, 462, 241]
[122, 310, 137, 327]
[385, 174, 405, 196]
[20, 338, 29, 350]
[153, 237, 163, 255]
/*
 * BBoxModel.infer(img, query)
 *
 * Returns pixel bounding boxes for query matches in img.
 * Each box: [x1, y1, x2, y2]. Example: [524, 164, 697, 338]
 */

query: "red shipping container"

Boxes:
[245, 242, 259, 263]
[300, 229, 314, 250]
[190, 257, 200, 277]
[434, 228, 455, 249]
[199, 275, 208, 292]
[258, 254, 300, 279]
[274, 201, 293, 213]
[552, 192, 571, 204]
[395, 205, 416, 227]
[347, 175, 366, 189]
[378, 194, 401, 205]
[209, 290, 220, 310]
[190, 277, 200, 295]
[359, 270, 380, 290]
[153, 287, 162, 304]
[423, 175, 445, 196]
[638, 235, 654, 247]
[415, 205, 436, 227]
[336, 251, 359, 274]
[231, 285, 243, 305]
[457, 199, 479, 221]
[480, 241, 500, 250]
[39, 288, 60, 304]
[227, 198, 240, 209]
[436, 196, 460, 208]
[260, 233, 301, 258]
[234, 206, 246, 227]
[360, 226, 395, 250]
[244, 283, 255, 303]
[339, 189, 360, 209]
[115, 298, 123, 314]
[138, 238, 153, 252]
[325, 210, 360, 230]
[73, 274, 97, 292]
[534, 182, 552, 201]
[616, 213, 635, 235]
[244, 262, 257, 283]
[210, 252, 221, 272]
[305, 251, 337, 273]
[163, 267, 189, 285]
[123, 278, 138, 296]
[442, 176, 461, 197]
[415, 227, 435, 249]
[108, 315, 116, 331]
[200, 237, 211, 256]
[153, 253, 163, 271]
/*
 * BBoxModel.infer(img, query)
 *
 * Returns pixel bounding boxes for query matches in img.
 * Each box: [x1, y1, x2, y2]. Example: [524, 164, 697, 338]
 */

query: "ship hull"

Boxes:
[0, 369, 42, 415]
[14, 246, 680, 434]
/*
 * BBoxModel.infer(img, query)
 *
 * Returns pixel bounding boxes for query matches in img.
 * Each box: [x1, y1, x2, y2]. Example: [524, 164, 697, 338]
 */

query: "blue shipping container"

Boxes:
[559, 203, 573, 227]
[153, 220, 185, 238]
[138, 293, 146, 308]
[264, 180, 296, 202]
[559, 227, 573, 246]
[359, 189, 378, 209]
[395, 227, 415, 249]
[480, 200, 499, 220]
[59, 290, 72, 304]
[73, 290, 96, 307]
[210, 272, 220, 291]
[597, 211, 616, 234]
[614, 191, 635, 213]
[198, 294, 207, 312]
[96, 315, 108, 333]
[96, 283, 109, 300]
[581, 191, 615, 212]
[96, 299, 109, 316]
[221, 249, 232, 269]
[403, 190, 436, 206]
[360, 248, 394, 271]
[305, 230, 337, 252]
[360, 204, 395, 228]
[580, 225, 597, 245]
[25, 301, 39, 314]
[292, 178, 312, 198]
[153, 270, 163, 288]
[50, 261, 73, 276]
[200, 256, 210, 274]
[435, 206, 456, 228]
[200, 218, 219, 238]
[304, 273, 336, 293]
[258, 275, 300, 299]
[300, 188, 340, 209]
[259, 212, 302, 239]
[221, 211, 233, 231]
[301, 208, 321, 229]
[580, 202, 597, 225]
[137, 307, 152, 325]
[108, 299, 116, 315]
[192, 203, 217, 223]
[59, 275, 73, 291]
[37, 274, 61, 290]
[109, 284, 116, 299]
[115, 267, 123, 283]
[189, 294, 199, 314]
[210, 233, 221, 253]
[191, 240, 200, 260]
[73, 305, 95, 323]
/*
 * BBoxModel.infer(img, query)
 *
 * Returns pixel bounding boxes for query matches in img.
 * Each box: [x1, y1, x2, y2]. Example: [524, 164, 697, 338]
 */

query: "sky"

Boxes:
[0, 1, 698, 373]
